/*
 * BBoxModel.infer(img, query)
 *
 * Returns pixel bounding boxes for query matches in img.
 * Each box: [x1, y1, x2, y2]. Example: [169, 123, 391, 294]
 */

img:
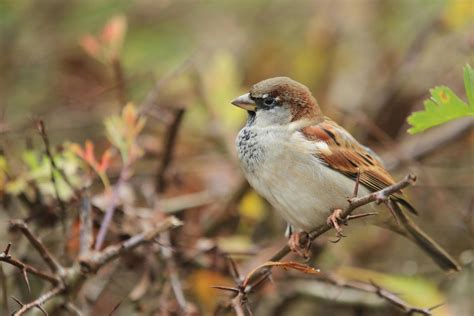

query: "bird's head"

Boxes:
[231, 77, 322, 126]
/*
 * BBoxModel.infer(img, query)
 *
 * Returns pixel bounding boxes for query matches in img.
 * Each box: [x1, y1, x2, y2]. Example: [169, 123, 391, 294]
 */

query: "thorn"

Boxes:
[210, 286, 240, 294]
[36, 120, 45, 135]
[36, 304, 48, 316]
[226, 256, 242, 283]
[428, 303, 444, 311]
[250, 272, 271, 291]
[4, 243, 11, 255]
[10, 296, 24, 307]
[22, 269, 31, 293]
[385, 200, 400, 225]
[352, 168, 361, 198]
[109, 301, 122, 315]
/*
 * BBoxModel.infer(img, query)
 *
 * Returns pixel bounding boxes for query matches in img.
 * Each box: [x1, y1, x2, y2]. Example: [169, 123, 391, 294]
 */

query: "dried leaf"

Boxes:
[243, 261, 320, 287]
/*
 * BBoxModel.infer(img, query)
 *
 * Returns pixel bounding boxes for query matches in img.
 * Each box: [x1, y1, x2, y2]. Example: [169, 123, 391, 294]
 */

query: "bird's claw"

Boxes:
[288, 231, 311, 259]
[327, 209, 346, 242]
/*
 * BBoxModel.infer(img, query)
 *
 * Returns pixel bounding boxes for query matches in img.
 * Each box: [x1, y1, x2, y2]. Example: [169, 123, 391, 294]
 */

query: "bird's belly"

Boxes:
[245, 150, 371, 231]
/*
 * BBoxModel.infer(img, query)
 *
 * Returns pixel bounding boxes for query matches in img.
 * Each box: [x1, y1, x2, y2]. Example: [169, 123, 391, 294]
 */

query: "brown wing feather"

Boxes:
[301, 118, 416, 214]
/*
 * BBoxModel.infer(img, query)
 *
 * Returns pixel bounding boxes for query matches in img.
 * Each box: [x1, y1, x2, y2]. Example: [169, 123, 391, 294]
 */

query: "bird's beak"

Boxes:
[231, 93, 256, 111]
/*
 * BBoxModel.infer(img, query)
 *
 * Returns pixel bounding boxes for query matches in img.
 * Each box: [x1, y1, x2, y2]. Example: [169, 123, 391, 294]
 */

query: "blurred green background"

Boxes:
[0, 0, 473, 315]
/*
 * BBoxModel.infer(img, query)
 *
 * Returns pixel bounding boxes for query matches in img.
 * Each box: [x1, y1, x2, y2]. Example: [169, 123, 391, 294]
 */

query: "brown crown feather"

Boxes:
[249, 77, 322, 121]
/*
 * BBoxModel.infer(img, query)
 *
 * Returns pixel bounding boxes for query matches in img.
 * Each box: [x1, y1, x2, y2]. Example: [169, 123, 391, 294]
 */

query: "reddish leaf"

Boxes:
[101, 15, 127, 46]
[97, 148, 112, 173]
[80, 35, 100, 59]
[84, 140, 96, 166]
[242, 261, 320, 287]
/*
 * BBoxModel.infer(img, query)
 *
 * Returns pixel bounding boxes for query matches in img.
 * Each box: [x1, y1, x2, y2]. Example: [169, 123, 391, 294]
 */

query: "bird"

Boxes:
[231, 76, 460, 272]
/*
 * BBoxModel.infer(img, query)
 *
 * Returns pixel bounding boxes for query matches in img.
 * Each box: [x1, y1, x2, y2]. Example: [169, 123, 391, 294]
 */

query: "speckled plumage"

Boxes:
[232, 77, 460, 272]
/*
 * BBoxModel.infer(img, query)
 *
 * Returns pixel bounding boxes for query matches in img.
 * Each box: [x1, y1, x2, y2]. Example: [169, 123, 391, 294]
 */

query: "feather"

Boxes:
[301, 118, 417, 214]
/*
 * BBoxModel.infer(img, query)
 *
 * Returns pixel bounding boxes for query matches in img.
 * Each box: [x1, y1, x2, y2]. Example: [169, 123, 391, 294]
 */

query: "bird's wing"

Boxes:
[300, 117, 416, 213]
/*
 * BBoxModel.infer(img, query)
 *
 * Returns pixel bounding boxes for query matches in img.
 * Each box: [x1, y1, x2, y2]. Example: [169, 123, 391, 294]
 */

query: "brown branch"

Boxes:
[0, 255, 9, 315]
[36, 120, 77, 193]
[0, 252, 58, 284]
[9, 220, 63, 274]
[216, 175, 418, 316]
[36, 120, 69, 244]
[94, 162, 131, 251]
[156, 108, 186, 193]
[243, 174, 417, 292]
[160, 231, 191, 313]
[83, 216, 183, 273]
[313, 273, 436, 315]
[13, 285, 64, 316]
[79, 191, 93, 257]
[230, 293, 246, 316]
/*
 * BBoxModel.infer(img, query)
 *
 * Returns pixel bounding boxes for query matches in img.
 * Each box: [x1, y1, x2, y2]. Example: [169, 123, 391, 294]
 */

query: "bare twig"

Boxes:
[352, 168, 361, 198]
[83, 216, 183, 273]
[94, 163, 131, 251]
[36, 120, 69, 244]
[242, 174, 416, 293]
[13, 285, 64, 315]
[156, 108, 186, 193]
[230, 293, 246, 316]
[160, 231, 190, 313]
[79, 191, 93, 257]
[0, 251, 59, 285]
[296, 273, 437, 316]
[368, 280, 435, 315]
[0, 256, 9, 315]
[215, 175, 418, 316]
[9, 220, 63, 274]
[36, 120, 77, 193]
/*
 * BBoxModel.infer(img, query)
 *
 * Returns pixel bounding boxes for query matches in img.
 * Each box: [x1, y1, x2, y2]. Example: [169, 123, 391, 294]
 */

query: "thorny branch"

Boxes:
[37, 120, 71, 247]
[82, 216, 183, 273]
[296, 272, 440, 316]
[1, 216, 182, 315]
[220, 174, 419, 315]
[9, 220, 64, 274]
[0, 244, 59, 285]
[13, 285, 64, 316]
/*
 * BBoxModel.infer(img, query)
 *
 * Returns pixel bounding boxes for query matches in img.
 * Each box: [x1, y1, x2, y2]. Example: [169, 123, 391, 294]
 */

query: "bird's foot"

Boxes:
[288, 231, 311, 259]
[326, 209, 346, 242]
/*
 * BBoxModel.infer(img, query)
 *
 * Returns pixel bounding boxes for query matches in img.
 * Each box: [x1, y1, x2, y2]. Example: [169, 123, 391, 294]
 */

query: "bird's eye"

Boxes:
[263, 97, 276, 107]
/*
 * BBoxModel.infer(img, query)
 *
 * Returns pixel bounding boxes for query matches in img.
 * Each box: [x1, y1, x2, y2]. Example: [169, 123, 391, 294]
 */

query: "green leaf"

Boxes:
[407, 64, 474, 134]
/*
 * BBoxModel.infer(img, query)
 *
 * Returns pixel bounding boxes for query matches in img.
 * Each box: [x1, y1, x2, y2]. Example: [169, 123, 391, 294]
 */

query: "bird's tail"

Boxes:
[389, 200, 461, 272]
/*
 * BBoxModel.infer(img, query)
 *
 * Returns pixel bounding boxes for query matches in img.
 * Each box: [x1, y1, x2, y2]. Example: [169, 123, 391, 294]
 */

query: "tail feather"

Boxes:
[389, 200, 461, 272]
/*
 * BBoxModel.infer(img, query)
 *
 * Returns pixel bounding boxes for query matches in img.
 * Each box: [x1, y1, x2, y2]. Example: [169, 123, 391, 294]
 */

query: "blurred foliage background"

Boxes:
[0, 0, 473, 315]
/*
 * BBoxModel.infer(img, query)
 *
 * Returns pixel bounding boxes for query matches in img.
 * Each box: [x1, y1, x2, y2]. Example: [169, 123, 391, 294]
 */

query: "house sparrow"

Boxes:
[231, 77, 460, 272]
